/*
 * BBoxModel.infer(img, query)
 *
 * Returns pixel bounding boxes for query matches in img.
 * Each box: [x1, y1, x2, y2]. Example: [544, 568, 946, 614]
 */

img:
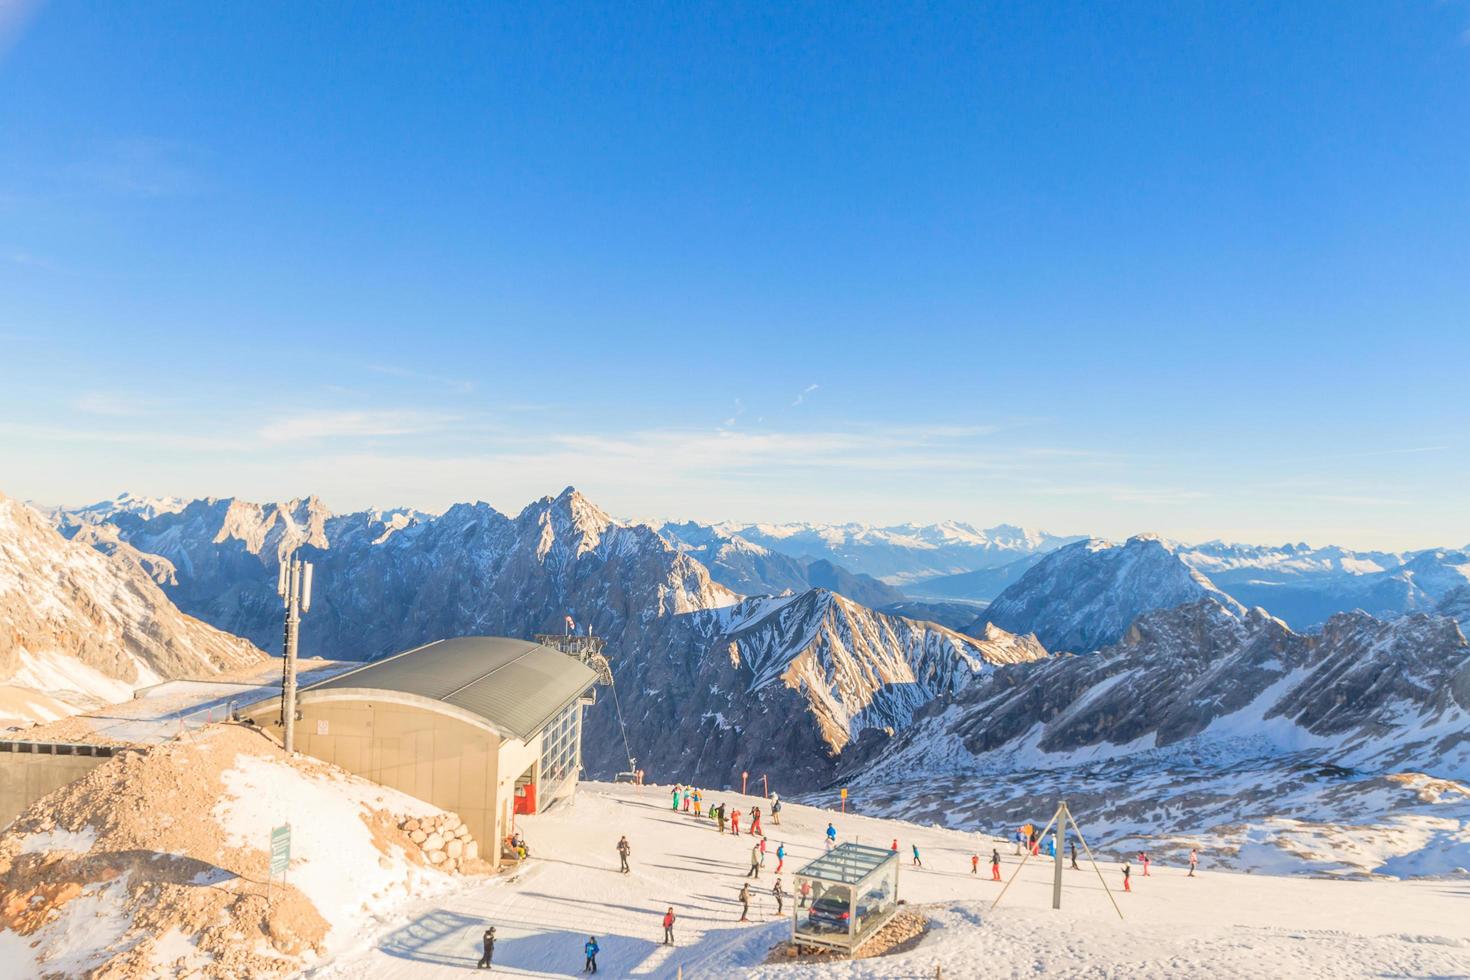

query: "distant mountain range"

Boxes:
[969, 534, 1470, 651]
[654, 516, 1470, 634]
[658, 519, 1084, 587]
[39, 488, 1043, 787]
[25, 488, 1470, 799]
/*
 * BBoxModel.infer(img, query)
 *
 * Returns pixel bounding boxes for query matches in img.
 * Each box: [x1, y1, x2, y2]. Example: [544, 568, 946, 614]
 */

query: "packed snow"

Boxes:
[311, 781, 1470, 978]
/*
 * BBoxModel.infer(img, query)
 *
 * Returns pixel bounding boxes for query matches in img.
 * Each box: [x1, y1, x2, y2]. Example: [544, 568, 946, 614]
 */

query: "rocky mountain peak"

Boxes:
[977, 533, 1245, 653]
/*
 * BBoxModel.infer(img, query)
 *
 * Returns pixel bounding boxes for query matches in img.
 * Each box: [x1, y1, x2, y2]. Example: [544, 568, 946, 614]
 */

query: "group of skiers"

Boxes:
[480, 782, 1209, 972]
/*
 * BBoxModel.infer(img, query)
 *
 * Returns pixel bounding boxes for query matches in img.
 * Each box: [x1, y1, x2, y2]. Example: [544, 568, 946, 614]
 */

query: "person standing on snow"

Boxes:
[1188, 848, 1199, 877]
[775, 842, 786, 874]
[750, 806, 762, 836]
[693, 789, 702, 817]
[759, 836, 768, 866]
[662, 907, 676, 945]
[1013, 831, 1022, 856]
[1139, 852, 1151, 876]
[911, 843, 922, 868]
[583, 936, 599, 974]
[616, 835, 631, 874]
[1070, 841, 1079, 870]
[1122, 863, 1132, 893]
[671, 785, 681, 810]
[825, 823, 837, 851]
[1046, 834, 1056, 858]
[970, 852, 979, 874]
[890, 838, 898, 852]
[477, 925, 496, 969]
[991, 849, 1002, 881]
[771, 794, 782, 825]
[747, 841, 762, 878]
[738, 882, 751, 921]
[731, 809, 741, 835]
[715, 804, 726, 834]
[799, 879, 812, 908]
[772, 877, 785, 915]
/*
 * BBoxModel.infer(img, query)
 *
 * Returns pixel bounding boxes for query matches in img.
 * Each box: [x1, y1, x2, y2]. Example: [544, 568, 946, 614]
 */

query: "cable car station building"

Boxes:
[243, 636, 596, 868]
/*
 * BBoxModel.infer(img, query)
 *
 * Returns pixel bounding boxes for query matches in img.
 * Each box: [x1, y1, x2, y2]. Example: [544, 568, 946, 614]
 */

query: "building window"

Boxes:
[538, 701, 582, 793]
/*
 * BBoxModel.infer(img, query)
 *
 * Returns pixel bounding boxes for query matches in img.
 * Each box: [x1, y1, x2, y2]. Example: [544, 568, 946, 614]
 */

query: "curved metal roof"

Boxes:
[305, 636, 597, 741]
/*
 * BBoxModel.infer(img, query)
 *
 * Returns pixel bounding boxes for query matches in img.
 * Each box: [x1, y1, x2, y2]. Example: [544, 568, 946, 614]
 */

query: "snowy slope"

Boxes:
[975, 535, 1245, 653]
[311, 781, 1470, 979]
[0, 492, 264, 723]
[0, 724, 462, 978]
[839, 598, 1470, 878]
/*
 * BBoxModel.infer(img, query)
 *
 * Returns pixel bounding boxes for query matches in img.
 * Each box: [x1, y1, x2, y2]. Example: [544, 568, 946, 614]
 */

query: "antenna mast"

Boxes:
[278, 550, 313, 753]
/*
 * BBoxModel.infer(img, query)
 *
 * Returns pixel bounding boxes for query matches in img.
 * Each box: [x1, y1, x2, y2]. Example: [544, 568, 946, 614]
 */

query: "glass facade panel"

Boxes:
[538, 701, 582, 796]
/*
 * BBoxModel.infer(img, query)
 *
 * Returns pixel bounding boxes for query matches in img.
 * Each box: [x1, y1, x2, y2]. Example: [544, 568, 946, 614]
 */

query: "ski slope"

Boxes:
[312, 781, 1470, 978]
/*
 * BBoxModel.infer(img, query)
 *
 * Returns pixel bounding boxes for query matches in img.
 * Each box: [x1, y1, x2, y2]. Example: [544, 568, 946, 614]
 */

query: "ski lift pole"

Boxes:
[1066, 805, 1125, 921]
[990, 808, 1059, 912]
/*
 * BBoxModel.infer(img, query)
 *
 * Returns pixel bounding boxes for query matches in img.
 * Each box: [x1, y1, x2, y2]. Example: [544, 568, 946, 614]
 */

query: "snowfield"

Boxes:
[312, 782, 1470, 978]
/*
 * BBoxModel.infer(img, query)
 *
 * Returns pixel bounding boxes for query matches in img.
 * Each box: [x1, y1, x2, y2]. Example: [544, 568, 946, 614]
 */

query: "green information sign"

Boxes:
[270, 824, 291, 877]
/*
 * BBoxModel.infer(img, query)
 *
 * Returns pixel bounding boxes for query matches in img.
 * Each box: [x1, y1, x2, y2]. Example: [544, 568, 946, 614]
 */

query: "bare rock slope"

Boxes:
[0, 492, 264, 721]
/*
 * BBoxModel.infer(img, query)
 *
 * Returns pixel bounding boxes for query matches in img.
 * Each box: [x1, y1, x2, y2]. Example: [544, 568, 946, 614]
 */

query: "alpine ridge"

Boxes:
[0, 492, 266, 725]
[974, 534, 1246, 653]
[49, 488, 1044, 788]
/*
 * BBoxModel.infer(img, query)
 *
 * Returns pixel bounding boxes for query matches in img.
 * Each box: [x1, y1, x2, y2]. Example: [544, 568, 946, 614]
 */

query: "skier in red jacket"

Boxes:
[662, 907, 676, 945]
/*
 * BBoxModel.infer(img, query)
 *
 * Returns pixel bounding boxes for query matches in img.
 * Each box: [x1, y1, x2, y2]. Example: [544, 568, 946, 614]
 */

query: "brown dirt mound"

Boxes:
[0, 722, 454, 978]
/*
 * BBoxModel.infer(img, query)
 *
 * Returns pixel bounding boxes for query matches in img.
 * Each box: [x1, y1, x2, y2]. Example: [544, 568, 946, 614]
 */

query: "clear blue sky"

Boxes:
[1, 2, 1467, 549]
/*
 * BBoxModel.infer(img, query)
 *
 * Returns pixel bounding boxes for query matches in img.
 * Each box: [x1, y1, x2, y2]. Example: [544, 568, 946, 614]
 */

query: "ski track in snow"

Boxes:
[308, 782, 1470, 979]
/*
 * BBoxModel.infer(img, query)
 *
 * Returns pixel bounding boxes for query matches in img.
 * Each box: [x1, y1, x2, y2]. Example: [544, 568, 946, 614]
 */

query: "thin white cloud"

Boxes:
[257, 410, 459, 444]
[363, 363, 475, 395]
[74, 391, 151, 417]
[791, 383, 819, 407]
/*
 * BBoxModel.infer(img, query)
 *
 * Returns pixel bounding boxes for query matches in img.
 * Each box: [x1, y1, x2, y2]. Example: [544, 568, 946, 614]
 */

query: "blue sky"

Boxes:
[1, 2, 1467, 549]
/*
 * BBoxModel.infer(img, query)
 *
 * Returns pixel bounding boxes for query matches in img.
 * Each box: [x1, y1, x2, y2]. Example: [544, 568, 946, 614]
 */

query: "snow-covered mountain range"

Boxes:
[46, 488, 1044, 787]
[1175, 540, 1470, 628]
[838, 597, 1470, 876]
[656, 522, 904, 607]
[0, 492, 264, 725]
[973, 534, 1470, 650]
[974, 535, 1246, 653]
[658, 519, 1083, 586]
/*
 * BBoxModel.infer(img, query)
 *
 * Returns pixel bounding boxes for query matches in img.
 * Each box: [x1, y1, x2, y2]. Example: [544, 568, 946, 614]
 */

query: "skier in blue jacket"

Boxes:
[583, 936, 600, 973]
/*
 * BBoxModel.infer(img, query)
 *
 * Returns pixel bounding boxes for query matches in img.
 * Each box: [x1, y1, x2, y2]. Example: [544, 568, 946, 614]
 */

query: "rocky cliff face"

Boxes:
[835, 599, 1470, 872]
[0, 493, 265, 716]
[861, 598, 1470, 780]
[54, 488, 1044, 788]
[974, 535, 1245, 653]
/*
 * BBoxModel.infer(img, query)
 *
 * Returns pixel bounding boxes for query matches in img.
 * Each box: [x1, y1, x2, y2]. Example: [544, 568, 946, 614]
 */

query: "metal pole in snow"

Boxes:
[1052, 802, 1065, 910]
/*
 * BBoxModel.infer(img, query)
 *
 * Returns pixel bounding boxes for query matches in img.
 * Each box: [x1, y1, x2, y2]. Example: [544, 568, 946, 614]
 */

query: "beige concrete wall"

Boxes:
[244, 697, 506, 867]
[0, 752, 114, 829]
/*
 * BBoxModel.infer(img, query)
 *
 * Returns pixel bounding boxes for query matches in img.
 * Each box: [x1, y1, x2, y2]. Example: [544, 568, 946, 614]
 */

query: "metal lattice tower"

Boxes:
[535, 632, 613, 685]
